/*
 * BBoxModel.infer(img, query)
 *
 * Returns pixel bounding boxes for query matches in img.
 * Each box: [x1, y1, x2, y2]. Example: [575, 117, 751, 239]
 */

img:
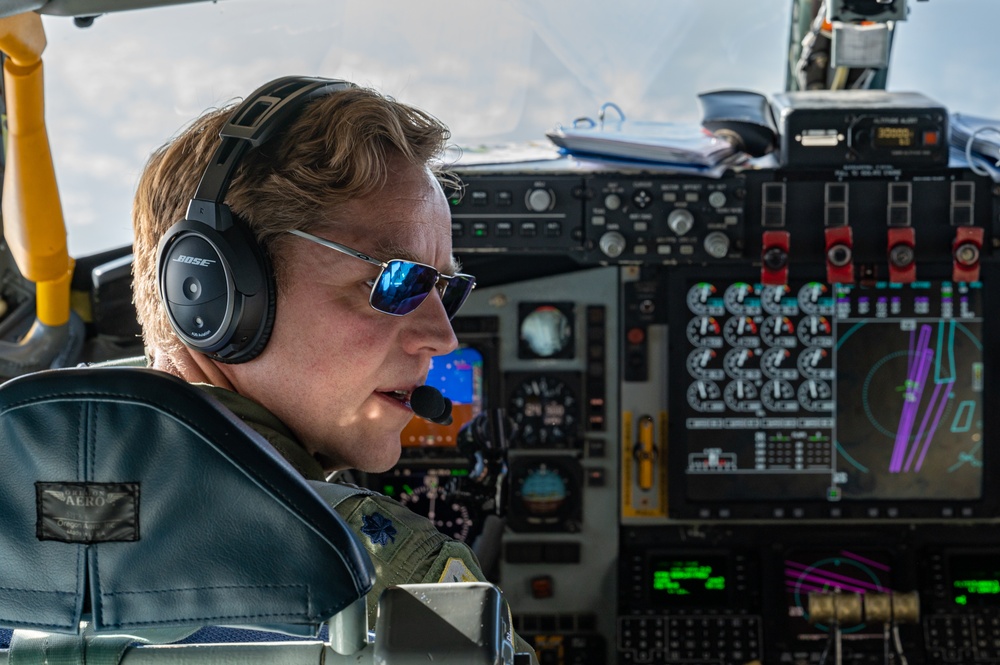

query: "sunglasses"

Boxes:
[288, 229, 475, 319]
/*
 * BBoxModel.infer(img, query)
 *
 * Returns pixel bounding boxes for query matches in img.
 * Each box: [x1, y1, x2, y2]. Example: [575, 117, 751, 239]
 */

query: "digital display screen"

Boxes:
[375, 467, 478, 543]
[677, 280, 984, 508]
[401, 346, 483, 448]
[947, 553, 1000, 607]
[874, 126, 915, 148]
[648, 555, 730, 607]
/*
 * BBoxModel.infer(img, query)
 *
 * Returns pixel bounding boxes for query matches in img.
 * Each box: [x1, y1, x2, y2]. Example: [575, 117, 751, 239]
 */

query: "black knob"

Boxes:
[763, 246, 788, 270]
[827, 243, 852, 267]
[889, 243, 915, 268]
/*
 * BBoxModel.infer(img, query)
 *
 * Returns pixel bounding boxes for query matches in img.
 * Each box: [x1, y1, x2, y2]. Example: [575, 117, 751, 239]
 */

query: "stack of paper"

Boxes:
[950, 113, 1000, 162]
[546, 119, 738, 167]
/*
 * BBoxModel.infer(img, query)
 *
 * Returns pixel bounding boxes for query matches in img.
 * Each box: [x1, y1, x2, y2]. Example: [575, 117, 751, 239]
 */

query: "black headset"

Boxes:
[156, 76, 353, 363]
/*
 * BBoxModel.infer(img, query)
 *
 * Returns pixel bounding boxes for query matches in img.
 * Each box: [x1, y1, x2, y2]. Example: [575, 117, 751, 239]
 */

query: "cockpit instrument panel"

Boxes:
[667, 268, 995, 520]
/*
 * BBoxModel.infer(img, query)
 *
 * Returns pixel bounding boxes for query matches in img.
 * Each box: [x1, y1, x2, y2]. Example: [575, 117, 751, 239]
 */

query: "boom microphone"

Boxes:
[409, 385, 453, 425]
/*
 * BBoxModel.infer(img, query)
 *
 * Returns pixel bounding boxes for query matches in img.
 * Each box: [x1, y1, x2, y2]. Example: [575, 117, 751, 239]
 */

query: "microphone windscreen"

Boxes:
[436, 396, 453, 426]
[410, 385, 452, 424]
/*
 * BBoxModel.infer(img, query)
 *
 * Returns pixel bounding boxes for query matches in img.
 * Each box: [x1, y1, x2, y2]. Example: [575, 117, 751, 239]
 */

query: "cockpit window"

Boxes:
[34, 0, 1000, 256]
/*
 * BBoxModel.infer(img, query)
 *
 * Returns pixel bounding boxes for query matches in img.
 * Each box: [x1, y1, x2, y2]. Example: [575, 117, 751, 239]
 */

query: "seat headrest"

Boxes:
[0, 367, 374, 635]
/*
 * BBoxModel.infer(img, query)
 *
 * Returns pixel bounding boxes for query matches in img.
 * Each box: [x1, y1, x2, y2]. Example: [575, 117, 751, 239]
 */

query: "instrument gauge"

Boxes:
[687, 379, 724, 412]
[798, 379, 834, 412]
[507, 374, 579, 448]
[377, 468, 480, 543]
[686, 316, 723, 347]
[797, 347, 835, 380]
[723, 347, 760, 380]
[508, 456, 582, 532]
[760, 315, 797, 348]
[397, 476, 473, 542]
[686, 282, 722, 316]
[798, 315, 834, 347]
[723, 282, 762, 316]
[686, 347, 724, 380]
[798, 282, 835, 316]
[519, 303, 574, 359]
[724, 379, 760, 412]
[760, 347, 799, 380]
[761, 379, 798, 412]
[761, 284, 799, 316]
[723, 316, 760, 348]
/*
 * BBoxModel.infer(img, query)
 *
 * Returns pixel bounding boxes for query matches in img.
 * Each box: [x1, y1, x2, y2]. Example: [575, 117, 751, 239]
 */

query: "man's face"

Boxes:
[225, 160, 459, 473]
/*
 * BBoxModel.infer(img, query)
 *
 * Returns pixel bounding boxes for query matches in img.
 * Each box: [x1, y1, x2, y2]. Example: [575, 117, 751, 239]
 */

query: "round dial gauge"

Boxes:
[687, 347, 724, 380]
[798, 282, 834, 315]
[509, 458, 581, 532]
[508, 376, 579, 447]
[687, 379, 724, 412]
[686, 282, 720, 315]
[797, 315, 833, 347]
[687, 316, 723, 347]
[798, 379, 834, 412]
[723, 282, 761, 316]
[797, 347, 835, 380]
[724, 379, 759, 412]
[723, 347, 760, 380]
[520, 305, 572, 358]
[761, 379, 797, 412]
[723, 316, 760, 348]
[760, 347, 799, 380]
[760, 315, 797, 348]
[761, 284, 799, 316]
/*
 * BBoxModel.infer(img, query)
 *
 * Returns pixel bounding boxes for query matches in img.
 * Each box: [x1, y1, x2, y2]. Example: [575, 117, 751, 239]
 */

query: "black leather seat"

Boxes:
[0, 366, 521, 665]
[0, 367, 375, 637]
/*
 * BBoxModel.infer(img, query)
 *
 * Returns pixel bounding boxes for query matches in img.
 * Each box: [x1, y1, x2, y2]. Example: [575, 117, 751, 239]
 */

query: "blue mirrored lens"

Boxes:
[371, 260, 438, 315]
[440, 275, 476, 319]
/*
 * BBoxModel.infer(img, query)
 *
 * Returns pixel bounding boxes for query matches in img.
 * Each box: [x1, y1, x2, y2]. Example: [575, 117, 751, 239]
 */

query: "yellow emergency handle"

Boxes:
[0, 12, 72, 327]
[636, 415, 656, 491]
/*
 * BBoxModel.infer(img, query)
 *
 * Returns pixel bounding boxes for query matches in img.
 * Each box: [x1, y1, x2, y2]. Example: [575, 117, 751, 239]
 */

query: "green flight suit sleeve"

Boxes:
[334, 492, 538, 664]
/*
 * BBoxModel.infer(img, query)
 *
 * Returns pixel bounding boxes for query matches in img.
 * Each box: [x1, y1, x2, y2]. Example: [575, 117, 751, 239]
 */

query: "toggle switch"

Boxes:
[953, 226, 984, 283]
[761, 230, 790, 285]
[887, 227, 916, 283]
[825, 226, 854, 284]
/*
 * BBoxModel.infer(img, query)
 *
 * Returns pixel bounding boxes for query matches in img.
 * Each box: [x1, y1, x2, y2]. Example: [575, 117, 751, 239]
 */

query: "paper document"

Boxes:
[950, 113, 1000, 161]
[547, 117, 738, 167]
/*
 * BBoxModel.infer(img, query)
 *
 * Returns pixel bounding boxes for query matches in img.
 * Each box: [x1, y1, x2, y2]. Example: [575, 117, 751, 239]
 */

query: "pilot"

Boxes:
[130, 78, 536, 661]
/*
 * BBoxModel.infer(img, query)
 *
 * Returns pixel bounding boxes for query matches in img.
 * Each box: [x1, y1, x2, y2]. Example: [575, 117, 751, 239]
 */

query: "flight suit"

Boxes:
[199, 384, 538, 663]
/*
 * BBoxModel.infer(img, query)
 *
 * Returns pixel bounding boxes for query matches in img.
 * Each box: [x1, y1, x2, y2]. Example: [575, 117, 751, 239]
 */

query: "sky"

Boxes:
[32, 0, 1000, 257]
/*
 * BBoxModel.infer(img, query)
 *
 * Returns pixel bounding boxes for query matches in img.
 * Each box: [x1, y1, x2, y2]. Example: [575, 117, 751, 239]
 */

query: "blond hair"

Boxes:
[132, 85, 451, 359]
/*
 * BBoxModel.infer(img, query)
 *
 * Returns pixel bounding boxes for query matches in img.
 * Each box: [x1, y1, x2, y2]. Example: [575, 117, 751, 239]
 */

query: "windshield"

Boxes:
[36, 0, 1000, 256]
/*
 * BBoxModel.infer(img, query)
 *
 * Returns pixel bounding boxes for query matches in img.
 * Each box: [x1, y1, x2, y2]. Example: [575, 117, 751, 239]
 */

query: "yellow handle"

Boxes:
[636, 415, 656, 491]
[0, 13, 71, 326]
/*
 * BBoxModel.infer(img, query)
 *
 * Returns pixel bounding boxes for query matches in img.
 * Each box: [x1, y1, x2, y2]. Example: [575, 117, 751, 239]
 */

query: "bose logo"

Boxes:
[172, 255, 217, 267]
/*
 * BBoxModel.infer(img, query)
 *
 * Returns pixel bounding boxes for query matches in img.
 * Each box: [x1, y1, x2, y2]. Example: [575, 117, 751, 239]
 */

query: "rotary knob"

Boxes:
[703, 231, 731, 258]
[599, 231, 627, 258]
[526, 188, 554, 212]
[667, 209, 695, 235]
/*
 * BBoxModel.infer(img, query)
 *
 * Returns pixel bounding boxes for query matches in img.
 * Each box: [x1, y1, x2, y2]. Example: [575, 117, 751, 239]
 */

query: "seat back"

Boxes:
[0, 367, 374, 637]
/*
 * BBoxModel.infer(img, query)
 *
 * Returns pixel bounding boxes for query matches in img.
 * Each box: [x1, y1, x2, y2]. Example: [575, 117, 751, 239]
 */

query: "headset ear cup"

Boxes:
[226, 248, 276, 364]
[157, 218, 275, 363]
[157, 78, 354, 363]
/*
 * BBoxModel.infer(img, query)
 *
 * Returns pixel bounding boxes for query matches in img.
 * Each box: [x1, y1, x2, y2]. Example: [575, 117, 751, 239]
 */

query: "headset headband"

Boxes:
[157, 76, 353, 363]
